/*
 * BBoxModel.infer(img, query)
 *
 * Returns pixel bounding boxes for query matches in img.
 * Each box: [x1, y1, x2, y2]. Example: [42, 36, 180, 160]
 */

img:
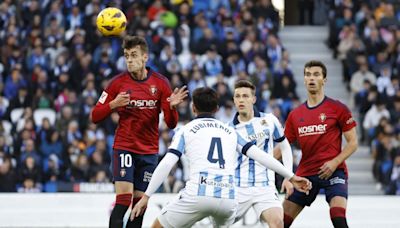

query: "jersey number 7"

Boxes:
[207, 137, 225, 169]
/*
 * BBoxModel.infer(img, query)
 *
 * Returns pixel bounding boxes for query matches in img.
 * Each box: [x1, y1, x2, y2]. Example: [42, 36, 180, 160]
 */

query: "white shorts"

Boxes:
[235, 186, 282, 222]
[158, 191, 238, 228]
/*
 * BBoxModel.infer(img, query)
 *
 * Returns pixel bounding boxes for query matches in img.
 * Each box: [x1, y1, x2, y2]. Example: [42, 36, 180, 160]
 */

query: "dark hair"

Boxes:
[122, 35, 148, 53]
[234, 80, 256, 95]
[192, 87, 219, 113]
[304, 60, 327, 78]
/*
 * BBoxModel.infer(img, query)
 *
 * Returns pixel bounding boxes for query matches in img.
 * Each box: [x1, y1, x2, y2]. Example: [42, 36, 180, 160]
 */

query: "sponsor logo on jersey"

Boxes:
[298, 124, 327, 137]
[319, 113, 326, 122]
[98, 91, 108, 104]
[127, 99, 158, 109]
[247, 130, 269, 141]
[149, 85, 157, 96]
[199, 175, 234, 189]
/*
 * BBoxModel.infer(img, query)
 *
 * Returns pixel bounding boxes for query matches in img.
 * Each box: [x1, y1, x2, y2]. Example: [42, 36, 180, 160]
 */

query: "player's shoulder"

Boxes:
[325, 96, 350, 110]
[106, 72, 128, 87]
[148, 67, 170, 85]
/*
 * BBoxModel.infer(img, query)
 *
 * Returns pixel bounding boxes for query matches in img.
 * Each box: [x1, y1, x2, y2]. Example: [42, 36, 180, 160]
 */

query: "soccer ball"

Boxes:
[96, 7, 127, 36]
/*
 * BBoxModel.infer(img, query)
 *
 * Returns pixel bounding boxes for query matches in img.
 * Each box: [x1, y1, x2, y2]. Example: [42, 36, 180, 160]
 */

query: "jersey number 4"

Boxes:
[207, 137, 225, 169]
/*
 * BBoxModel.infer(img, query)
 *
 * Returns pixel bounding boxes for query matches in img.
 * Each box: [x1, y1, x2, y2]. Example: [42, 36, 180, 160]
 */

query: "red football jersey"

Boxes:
[284, 97, 356, 177]
[91, 67, 178, 154]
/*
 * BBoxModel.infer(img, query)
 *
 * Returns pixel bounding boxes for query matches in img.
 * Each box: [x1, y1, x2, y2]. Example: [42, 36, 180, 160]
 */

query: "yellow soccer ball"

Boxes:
[96, 7, 127, 36]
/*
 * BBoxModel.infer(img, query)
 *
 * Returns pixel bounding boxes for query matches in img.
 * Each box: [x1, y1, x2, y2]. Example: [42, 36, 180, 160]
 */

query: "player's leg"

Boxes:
[126, 154, 159, 228]
[231, 187, 253, 224]
[283, 176, 320, 228]
[324, 169, 349, 228]
[260, 207, 283, 228]
[252, 187, 283, 228]
[329, 197, 348, 228]
[151, 218, 163, 228]
[109, 150, 135, 228]
[282, 200, 303, 228]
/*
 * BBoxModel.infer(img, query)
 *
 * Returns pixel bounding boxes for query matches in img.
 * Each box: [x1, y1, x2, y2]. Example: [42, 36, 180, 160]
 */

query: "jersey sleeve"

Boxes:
[91, 80, 118, 123]
[337, 102, 357, 132]
[270, 115, 285, 142]
[160, 79, 179, 129]
[284, 112, 297, 144]
[168, 127, 185, 158]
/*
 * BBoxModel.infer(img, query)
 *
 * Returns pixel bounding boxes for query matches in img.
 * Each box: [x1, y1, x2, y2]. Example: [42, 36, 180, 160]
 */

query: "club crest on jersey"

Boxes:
[149, 85, 157, 96]
[319, 113, 326, 122]
[120, 169, 126, 177]
[260, 119, 268, 126]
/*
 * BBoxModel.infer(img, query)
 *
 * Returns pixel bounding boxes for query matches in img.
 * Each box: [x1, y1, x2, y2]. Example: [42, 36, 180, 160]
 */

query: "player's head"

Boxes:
[122, 35, 148, 75]
[233, 80, 256, 115]
[192, 87, 219, 115]
[303, 60, 327, 94]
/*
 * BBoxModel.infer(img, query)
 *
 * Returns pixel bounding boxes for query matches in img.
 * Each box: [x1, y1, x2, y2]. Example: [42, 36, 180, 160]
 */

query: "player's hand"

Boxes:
[169, 86, 189, 109]
[110, 92, 130, 109]
[130, 195, 149, 220]
[289, 175, 312, 195]
[280, 178, 294, 199]
[318, 159, 339, 180]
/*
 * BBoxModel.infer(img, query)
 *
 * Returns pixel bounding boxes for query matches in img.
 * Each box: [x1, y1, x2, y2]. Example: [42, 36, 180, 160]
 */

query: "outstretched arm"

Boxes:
[245, 145, 311, 194]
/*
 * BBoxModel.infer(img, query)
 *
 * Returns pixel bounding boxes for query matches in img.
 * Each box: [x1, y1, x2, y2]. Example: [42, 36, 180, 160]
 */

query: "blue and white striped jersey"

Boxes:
[230, 110, 285, 187]
[168, 114, 251, 199]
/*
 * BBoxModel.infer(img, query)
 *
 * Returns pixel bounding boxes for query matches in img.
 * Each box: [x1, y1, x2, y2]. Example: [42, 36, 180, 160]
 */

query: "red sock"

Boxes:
[284, 213, 294, 228]
[330, 207, 348, 228]
[330, 207, 346, 218]
[116, 193, 132, 207]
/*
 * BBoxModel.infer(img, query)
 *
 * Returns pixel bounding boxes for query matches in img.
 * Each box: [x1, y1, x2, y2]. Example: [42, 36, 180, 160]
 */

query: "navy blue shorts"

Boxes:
[111, 150, 158, 192]
[287, 169, 348, 207]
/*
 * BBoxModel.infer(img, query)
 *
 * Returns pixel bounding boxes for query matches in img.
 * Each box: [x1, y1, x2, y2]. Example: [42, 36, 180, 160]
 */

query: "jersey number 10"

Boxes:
[207, 137, 225, 169]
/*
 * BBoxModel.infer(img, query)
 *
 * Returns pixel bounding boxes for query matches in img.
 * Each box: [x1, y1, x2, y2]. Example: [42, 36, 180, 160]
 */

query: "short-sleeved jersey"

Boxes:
[93, 67, 178, 154]
[230, 110, 285, 187]
[284, 97, 356, 177]
[168, 115, 251, 199]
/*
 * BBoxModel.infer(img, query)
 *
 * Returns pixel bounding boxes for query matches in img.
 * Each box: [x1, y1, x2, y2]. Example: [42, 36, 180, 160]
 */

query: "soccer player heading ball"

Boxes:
[91, 35, 188, 228]
[282, 60, 358, 228]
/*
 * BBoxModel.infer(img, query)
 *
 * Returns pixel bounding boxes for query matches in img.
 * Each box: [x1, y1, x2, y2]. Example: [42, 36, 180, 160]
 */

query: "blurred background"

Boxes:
[0, 0, 399, 227]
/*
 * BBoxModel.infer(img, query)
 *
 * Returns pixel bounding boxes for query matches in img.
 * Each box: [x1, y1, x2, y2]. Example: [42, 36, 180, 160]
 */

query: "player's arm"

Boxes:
[319, 127, 358, 179]
[91, 79, 129, 123]
[237, 133, 311, 193]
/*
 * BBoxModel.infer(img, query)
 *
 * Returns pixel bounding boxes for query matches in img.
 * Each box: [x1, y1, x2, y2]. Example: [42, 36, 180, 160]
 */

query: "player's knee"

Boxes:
[268, 217, 283, 228]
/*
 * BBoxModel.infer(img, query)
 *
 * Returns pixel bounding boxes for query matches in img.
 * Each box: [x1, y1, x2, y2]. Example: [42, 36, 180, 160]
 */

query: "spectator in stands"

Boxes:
[0, 154, 17, 192]
[18, 155, 42, 192]
[363, 99, 390, 142]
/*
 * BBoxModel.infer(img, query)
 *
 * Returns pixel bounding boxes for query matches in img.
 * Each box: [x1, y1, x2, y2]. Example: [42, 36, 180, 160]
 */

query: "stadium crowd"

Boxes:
[327, 0, 400, 194]
[3, 0, 397, 196]
[0, 0, 300, 193]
